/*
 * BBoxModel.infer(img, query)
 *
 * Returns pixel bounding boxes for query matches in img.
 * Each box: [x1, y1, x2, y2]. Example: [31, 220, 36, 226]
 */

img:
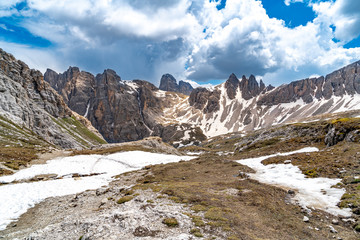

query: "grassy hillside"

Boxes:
[0, 114, 106, 176]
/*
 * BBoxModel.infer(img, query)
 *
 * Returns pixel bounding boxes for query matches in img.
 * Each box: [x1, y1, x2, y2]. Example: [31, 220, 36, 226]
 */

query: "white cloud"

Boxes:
[0, 0, 22, 8]
[284, 0, 304, 6]
[0, 41, 62, 73]
[182, 79, 214, 89]
[1, 0, 360, 86]
[312, 0, 360, 42]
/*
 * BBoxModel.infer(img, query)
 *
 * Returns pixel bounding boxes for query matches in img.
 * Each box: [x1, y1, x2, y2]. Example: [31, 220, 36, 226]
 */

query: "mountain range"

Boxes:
[43, 57, 360, 146]
[0, 47, 359, 148]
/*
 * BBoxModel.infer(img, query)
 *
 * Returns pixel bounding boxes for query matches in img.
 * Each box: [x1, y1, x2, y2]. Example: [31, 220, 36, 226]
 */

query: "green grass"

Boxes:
[162, 218, 179, 227]
[62, 116, 106, 144]
[116, 196, 134, 204]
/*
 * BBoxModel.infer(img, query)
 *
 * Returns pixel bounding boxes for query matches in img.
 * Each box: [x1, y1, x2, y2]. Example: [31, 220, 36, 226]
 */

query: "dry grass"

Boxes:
[0, 147, 39, 171]
[133, 154, 358, 239]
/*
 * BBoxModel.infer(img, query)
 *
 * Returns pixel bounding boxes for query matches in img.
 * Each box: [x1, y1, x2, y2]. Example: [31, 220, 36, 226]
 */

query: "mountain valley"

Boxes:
[0, 48, 359, 239]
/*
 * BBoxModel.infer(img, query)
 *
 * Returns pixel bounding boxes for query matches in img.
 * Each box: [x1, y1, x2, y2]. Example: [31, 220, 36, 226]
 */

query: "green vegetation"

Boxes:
[0, 115, 52, 174]
[191, 204, 208, 212]
[162, 218, 179, 227]
[204, 207, 228, 222]
[116, 196, 134, 204]
[52, 116, 106, 148]
[304, 168, 318, 178]
[354, 224, 360, 232]
[190, 228, 203, 237]
[62, 116, 106, 144]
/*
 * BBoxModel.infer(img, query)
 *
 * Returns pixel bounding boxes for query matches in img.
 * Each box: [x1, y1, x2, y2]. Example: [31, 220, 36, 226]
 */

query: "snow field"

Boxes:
[0, 151, 196, 231]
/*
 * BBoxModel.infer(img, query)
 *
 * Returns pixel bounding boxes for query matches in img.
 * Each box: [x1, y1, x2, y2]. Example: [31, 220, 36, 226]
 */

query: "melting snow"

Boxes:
[0, 151, 196, 231]
[237, 147, 352, 217]
[83, 101, 90, 118]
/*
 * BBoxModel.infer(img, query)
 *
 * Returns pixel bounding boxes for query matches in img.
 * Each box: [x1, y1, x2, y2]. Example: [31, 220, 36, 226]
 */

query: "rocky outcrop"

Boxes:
[240, 74, 262, 100]
[258, 60, 360, 106]
[189, 88, 221, 113]
[225, 73, 239, 100]
[45, 69, 206, 144]
[44, 67, 95, 116]
[159, 73, 193, 95]
[224, 73, 267, 100]
[0, 49, 105, 149]
[258, 77, 325, 105]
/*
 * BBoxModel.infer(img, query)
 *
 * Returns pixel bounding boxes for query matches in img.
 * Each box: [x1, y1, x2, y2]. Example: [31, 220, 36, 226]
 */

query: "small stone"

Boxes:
[315, 227, 320, 231]
[288, 189, 295, 194]
[96, 188, 108, 196]
[101, 198, 108, 205]
[341, 218, 355, 223]
[303, 216, 309, 222]
[331, 219, 339, 225]
[284, 160, 291, 164]
[329, 225, 337, 233]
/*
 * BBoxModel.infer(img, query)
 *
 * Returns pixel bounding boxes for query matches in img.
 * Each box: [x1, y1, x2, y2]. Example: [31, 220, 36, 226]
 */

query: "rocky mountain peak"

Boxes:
[225, 73, 240, 99]
[96, 69, 121, 87]
[239, 74, 260, 100]
[259, 79, 265, 92]
[178, 81, 193, 95]
[159, 73, 193, 95]
[159, 73, 178, 92]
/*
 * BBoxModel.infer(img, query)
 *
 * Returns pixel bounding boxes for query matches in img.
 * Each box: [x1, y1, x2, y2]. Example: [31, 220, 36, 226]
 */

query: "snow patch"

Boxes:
[83, 101, 90, 118]
[0, 151, 196, 230]
[237, 147, 351, 217]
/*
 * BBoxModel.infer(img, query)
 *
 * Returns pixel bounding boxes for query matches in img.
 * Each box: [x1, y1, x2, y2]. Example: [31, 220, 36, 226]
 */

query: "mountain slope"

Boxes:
[166, 61, 360, 138]
[0, 48, 106, 150]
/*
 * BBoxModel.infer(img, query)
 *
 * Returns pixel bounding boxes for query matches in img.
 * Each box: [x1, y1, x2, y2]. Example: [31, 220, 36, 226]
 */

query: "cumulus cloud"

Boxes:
[1, 0, 360, 86]
[186, 0, 360, 84]
[312, 0, 360, 43]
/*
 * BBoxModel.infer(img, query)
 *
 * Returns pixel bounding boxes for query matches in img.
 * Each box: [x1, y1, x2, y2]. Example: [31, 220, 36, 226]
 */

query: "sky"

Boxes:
[0, 0, 360, 87]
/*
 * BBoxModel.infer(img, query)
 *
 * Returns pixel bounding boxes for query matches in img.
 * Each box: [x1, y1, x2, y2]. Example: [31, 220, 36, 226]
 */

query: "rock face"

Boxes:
[258, 60, 360, 105]
[0, 49, 105, 149]
[159, 73, 193, 95]
[45, 69, 206, 144]
[189, 88, 221, 113]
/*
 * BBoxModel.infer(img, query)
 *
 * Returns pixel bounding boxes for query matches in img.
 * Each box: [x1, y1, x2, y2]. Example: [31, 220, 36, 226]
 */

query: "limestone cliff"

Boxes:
[0, 48, 106, 149]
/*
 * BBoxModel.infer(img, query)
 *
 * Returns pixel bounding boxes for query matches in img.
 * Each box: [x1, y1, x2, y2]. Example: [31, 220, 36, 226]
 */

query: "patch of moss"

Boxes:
[227, 236, 240, 240]
[341, 193, 355, 200]
[204, 207, 228, 222]
[116, 196, 134, 204]
[304, 168, 318, 178]
[162, 217, 178, 227]
[354, 224, 360, 232]
[191, 204, 208, 212]
[190, 228, 203, 237]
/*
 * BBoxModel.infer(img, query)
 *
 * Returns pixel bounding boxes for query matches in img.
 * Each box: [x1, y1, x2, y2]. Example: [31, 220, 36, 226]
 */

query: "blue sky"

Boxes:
[0, 0, 360, 87]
